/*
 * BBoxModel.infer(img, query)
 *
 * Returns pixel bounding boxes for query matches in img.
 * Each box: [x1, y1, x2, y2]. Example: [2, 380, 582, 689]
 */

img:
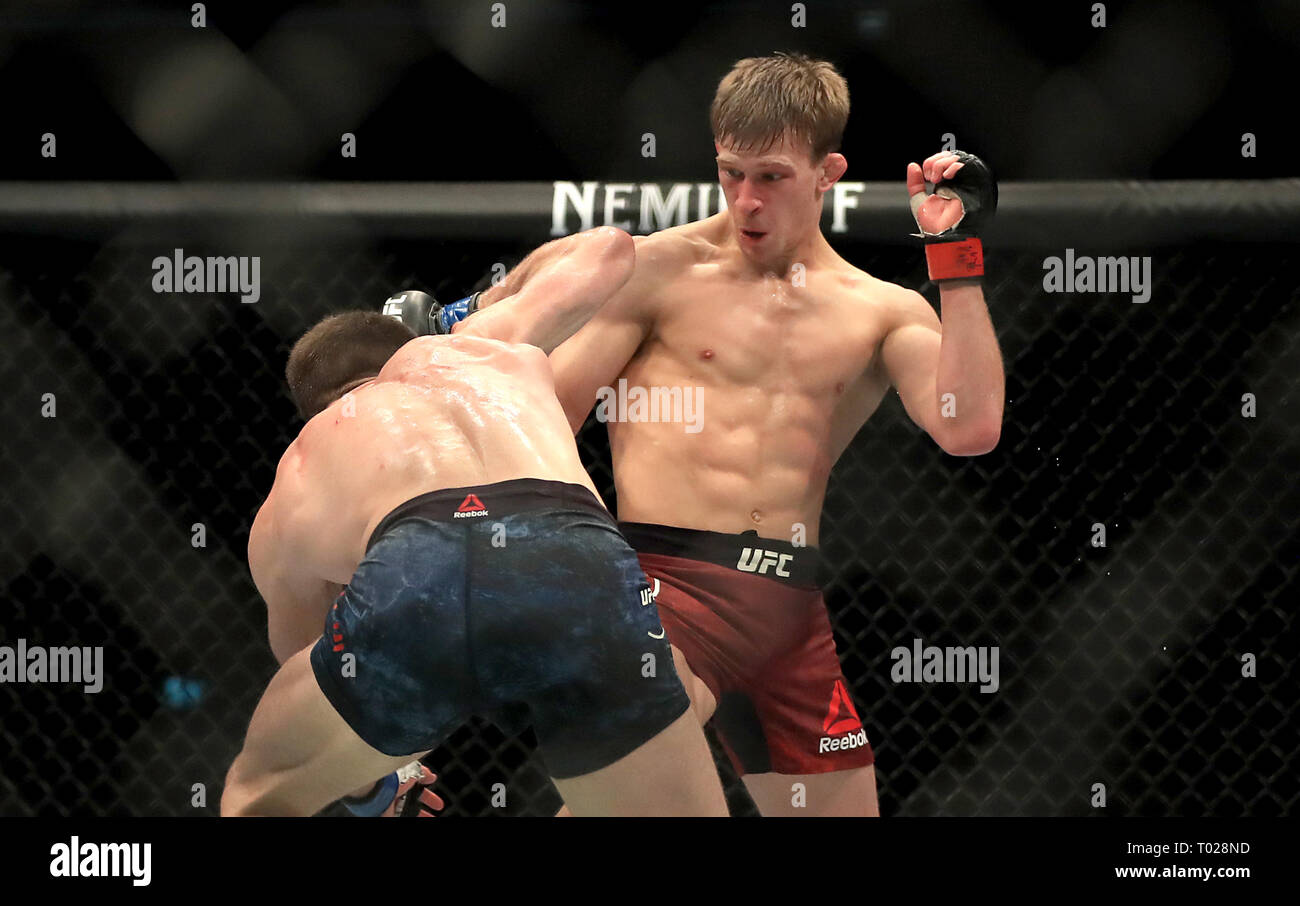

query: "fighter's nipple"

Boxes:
[700, 348, 715, 360]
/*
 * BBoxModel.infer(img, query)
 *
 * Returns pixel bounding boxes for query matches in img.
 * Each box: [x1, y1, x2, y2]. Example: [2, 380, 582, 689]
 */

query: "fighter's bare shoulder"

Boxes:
[831, 261, 940, 334]
[587, 221, 714, 328]
[250, 438, 302, 560]
[633, 219, 718, 272]
[619, 217, 725, 310]
[386, 331, 541, 369]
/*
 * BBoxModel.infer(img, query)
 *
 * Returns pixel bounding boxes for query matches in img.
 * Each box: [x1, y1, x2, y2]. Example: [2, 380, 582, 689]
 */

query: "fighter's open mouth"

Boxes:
[741, 229, 765, 240]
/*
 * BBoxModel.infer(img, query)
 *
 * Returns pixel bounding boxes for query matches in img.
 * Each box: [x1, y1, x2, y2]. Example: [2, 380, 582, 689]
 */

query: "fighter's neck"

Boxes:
[338, 376, 377, 397]
[722, 225, 836, 279]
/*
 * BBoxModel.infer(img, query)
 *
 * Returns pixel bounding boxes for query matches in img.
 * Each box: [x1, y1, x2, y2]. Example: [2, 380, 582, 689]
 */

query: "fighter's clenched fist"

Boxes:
[906, 149, 998, 281]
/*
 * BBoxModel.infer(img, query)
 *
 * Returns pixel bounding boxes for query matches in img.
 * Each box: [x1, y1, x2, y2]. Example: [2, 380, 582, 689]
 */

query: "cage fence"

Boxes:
[0, 181, 1295, 816]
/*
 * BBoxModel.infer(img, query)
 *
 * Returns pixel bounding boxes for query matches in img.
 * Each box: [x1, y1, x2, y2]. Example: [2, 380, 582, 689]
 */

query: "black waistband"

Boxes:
[617, 522, 821, 587]
[369, 478, 608, 550]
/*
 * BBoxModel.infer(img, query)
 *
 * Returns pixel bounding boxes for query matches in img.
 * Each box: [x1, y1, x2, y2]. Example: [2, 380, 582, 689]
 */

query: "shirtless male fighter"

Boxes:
[533, 53, 1005, 816]
[220, 226, 728, 817]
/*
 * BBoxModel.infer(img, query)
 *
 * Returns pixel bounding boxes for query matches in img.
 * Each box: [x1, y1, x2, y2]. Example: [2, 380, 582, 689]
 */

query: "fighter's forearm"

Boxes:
[934, 279, 1004, 451]
[458, 227, 636, 353]
[477, 233, 583, 308]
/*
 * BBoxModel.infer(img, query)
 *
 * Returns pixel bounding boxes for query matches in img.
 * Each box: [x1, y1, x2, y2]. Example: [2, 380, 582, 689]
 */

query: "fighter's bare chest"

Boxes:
[646, 281, 884, 389]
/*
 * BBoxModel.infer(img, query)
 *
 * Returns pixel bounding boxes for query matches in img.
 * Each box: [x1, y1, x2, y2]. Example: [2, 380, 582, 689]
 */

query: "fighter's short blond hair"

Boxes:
[710, 52, 850, 160]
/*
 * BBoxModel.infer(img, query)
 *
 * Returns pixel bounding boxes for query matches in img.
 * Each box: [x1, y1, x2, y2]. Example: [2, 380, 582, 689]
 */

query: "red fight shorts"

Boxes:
[619, 522, 874, 777]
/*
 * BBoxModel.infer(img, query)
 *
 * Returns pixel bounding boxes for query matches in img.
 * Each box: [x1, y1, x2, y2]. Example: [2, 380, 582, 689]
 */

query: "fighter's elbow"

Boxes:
[589, 225, 635, 258]
[587, 226, 636, 284]
[267, 629, 297, 667]
[267, 613, 317, 666]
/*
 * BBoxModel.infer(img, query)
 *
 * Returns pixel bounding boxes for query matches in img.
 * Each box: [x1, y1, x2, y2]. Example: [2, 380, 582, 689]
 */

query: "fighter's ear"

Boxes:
[819, 153, 848, 190]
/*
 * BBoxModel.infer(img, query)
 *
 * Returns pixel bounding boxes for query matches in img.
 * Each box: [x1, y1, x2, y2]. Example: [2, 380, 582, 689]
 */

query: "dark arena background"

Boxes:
[0, 0, 1296, 832]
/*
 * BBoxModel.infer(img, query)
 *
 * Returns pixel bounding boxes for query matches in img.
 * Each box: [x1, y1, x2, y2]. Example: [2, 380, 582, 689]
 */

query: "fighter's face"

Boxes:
[715, 133, 843, 265]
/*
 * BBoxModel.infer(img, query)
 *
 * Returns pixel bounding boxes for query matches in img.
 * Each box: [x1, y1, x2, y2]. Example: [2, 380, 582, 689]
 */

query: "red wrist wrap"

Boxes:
[925, 238, 984, 281]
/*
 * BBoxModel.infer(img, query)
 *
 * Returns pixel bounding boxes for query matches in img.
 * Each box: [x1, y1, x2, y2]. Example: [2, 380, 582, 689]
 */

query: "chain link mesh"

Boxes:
[1, 228, 1294, 816]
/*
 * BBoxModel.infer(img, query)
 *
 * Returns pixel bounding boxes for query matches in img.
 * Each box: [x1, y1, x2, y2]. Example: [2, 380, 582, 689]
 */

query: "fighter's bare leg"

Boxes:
[742, 765, 880, 817]
[642, 647, 881, 817]
[553, 644, 718, 817]
[670, 643, 717, 725]
[668, 622, 879, 817]
[551, 709, 727, 816]
[221, 645, 419, 816]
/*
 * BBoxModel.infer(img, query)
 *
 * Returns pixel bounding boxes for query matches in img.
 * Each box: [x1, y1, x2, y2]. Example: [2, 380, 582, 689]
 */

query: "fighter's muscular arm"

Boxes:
[877, 280, 1004, 456]
[546, 232, 678, 433]
[248, 449, 341, 665]
[242, 455, 441, 814]
[456, 226, 636, 355]
[878, 150, 1004, 456]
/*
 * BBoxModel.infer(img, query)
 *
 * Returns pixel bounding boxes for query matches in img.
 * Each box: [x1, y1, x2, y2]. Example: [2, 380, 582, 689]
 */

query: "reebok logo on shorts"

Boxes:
[818, 679, 868, 753]
[453, 494, 489, 518]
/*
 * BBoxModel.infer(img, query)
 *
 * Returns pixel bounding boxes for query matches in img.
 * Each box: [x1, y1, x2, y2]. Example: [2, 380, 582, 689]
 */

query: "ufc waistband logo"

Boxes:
[736, 547, 792, 577]
[639, 578, 660, 607]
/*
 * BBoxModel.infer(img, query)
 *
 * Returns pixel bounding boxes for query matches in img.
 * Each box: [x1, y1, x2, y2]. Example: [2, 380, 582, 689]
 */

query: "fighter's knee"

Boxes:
[220, 756, 258, 816]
